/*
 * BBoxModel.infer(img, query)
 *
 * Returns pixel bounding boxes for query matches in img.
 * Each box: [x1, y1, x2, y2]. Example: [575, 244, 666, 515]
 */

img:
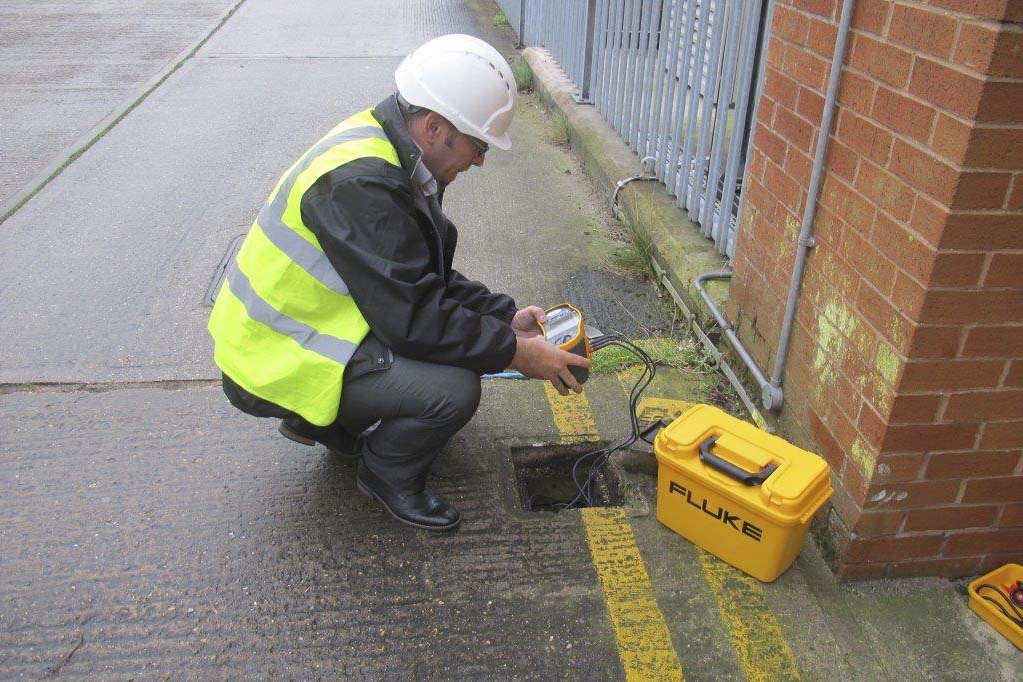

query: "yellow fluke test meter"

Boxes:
[538, 303, 591, 384]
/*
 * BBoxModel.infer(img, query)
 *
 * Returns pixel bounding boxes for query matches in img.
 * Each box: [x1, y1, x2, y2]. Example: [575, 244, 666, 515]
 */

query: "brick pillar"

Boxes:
[729, 0, 1023, 578]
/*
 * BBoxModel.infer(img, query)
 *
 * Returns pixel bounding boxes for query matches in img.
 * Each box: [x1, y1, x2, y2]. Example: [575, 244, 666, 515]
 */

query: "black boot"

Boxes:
[356, 461, 461, 531]
[278, 415, 358, 457]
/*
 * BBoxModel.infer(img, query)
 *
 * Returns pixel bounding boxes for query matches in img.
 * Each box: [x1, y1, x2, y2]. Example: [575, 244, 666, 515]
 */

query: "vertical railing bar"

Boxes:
[617, 0, 642, 139]
[606, 0, 626, 127]
[701, 0, 744, 236]
[673, 0, 710, 203]
[616, 0, 641, 136]
[671, 0, 703, 198]
[633, 0, 659, 150]
[592, 0, 611, 107]
[643, 0, 670, 161]
[730, 0, 774, 259]
[717, 0, 763, 254]
[689, 0, 728, 224]
[656, 0, 686, 182]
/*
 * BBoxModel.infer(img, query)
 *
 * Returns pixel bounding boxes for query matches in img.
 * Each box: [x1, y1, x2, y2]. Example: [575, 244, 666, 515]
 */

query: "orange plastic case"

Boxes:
[654, 404, 833, 582]
[968, 563, 1023, 650]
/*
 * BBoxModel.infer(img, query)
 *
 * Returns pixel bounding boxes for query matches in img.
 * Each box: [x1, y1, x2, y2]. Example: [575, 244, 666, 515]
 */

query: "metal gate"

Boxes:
[496, 0, 772, 259]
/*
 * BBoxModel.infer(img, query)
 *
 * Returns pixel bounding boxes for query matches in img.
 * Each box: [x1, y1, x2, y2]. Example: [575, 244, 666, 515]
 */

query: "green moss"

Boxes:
[493, 11, 509, 25]
[812, 298, 857, 389]
[850, 439, 876, 479]
[590, 337, 715, 375]
[874, 343, 900, 385]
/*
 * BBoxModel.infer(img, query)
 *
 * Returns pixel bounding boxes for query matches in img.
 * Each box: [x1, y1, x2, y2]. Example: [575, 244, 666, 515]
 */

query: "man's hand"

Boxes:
[509, 335, 591, 396]
[510, 306, 547, 339]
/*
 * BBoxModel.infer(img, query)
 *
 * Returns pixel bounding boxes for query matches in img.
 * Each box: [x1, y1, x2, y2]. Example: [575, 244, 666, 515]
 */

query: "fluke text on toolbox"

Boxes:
[668, 481, 764, 542]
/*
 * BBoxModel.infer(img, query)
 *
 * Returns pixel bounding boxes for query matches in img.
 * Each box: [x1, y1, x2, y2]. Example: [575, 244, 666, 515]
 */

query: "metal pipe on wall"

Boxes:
[763, 0, 856, 410]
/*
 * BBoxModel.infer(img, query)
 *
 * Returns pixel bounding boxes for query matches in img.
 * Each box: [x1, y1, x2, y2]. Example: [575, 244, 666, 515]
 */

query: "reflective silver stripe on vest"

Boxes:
[226, 264, 358, 365]
[256, 125, 389, 295]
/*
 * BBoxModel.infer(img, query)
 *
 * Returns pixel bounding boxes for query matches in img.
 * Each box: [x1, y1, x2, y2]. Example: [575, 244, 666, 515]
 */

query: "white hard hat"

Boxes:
[395, 34, 516, 151]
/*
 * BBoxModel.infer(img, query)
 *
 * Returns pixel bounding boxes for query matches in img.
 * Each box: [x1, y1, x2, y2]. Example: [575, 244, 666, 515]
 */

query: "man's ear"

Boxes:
[422, 112, 445, 146]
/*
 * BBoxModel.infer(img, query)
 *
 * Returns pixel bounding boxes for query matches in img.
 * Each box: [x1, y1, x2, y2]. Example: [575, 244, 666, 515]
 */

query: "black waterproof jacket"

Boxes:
[225, 94, 519, 420]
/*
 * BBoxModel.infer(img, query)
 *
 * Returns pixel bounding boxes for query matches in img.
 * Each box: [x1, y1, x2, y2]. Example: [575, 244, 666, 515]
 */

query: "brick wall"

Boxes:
[729, 0, 1023, 578]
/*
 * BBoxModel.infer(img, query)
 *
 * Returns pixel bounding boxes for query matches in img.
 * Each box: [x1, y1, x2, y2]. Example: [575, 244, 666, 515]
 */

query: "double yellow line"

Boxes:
[542, 381, 800, 681]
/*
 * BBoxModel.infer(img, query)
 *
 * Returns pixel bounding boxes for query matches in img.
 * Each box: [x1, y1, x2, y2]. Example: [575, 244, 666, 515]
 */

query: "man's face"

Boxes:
[418, 114, 487, 185]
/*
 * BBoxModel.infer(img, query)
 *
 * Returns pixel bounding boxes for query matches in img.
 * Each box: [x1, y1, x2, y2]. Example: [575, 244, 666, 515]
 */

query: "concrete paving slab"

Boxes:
[0, 385, 625, 681]
[0, 0, 236, 209]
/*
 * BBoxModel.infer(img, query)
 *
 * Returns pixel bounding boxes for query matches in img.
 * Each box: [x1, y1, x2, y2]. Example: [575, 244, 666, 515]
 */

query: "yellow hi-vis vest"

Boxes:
[208, 109, 399, 426]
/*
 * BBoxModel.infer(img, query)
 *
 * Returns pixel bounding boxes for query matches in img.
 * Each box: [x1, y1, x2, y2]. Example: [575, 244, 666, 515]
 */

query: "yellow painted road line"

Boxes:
[542, 381, 601, 443]
[699, 552, 802, 682]
[541, 383, 684, 680]
[583, 507, 686, 682]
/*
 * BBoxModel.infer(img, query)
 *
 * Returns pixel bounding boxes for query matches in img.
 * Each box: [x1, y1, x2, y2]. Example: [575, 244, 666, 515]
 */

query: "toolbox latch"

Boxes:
[699, 436, 778, 486]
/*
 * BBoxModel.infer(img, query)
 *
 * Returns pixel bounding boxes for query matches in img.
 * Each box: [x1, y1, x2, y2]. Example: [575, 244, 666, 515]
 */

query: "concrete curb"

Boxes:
[522, 47, 730, 332]
[0, 0, 248, 226]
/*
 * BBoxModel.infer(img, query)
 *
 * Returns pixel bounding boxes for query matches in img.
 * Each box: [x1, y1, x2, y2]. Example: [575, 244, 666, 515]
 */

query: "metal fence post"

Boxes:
[572, 0, 598, 104]
[519, 0, 528, 46]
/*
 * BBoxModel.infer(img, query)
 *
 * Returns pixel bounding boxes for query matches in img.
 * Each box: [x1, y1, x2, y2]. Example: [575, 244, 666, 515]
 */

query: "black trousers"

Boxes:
[222, 334, 482, 492]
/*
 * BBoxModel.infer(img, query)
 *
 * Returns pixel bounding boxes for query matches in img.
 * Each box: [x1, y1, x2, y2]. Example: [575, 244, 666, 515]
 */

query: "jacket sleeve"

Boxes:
[300, 169, 518, 374]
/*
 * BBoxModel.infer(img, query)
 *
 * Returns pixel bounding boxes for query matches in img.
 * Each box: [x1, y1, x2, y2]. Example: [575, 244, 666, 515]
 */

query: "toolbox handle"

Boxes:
[699, 436, 778, 486]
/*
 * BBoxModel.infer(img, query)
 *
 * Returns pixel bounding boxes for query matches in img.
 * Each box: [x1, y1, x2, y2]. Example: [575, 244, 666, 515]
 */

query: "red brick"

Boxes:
[774, 4, 810, 43]
[792, 0, 838, 19]
[927, 0, 1016, 22]
[852, 0, 890, 35]
[890, 271, 929, 318]
[889, 394, 943, 423]
[944, 527, 1023, 555]
[808, 17, 839, 58]
[883, 423, 979, 451]
[1006, 360, 1023, 387]
[939, 212, 1023, 251]
[874, 88, 936, 146]
[797, 86, 825, 124]
[977, 80, 1023, 122]
[888, 4, 958, 59]
[979, 552, 1023, 574]
[930, 252, 986, 287]
[946, 390, 1023, 420]
[919, 289, 1023, 324]
[963, 128, 1023, 169]
[985, 25, 1023, 76]
[855, 510, 906, 536]
[870, 480, 964, 508]
[930, 114, 973, 166]
[844, 228, 897, 292]
[809, 407, 848, 470]
[857, 161, 917, 221]
[909, 58, 986, 119]
[837, 110, 893, 166]
[984, 253, 1023, 287]
[1002, 503, 1023, 527]
[857, 282, 911, 345]
[889, 139, 959, 205]
[954, 172, 1014, 210]
[962, 326, 1023, 358]
[755, 123, 788, 166]
[905, 505, 999, 531]
[821, 175, 877, 230]
[889, 556, 980, 578]
[767, 36, 785, 70]
[906, 325, 963, 358]
[763, 67, 800, 111]
[825, 139, 858, 181]
[785, 43, 831, 90]
[925, 450, 1022, 479]
[1007, 175, 1023, 209]
[909, 195, 948, 248]
[843, 533, 945, 562]
[876, 452, 926, 481]
[843, 454, 874, 499]
[871, 213, 933, 283]
[962, 476, 1023, 504]
[764, 160, 804, 211]
[851, 33, 914, 88]
[785, 147, 814, 184]
[981, 420, 1023, 448]
[837, 69, 876, 115]
[858, 400, 889, 449]
[902, 359, 1005, 391]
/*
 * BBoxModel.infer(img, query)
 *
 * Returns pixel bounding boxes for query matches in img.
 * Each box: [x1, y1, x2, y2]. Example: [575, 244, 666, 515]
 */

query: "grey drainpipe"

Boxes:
[695, 0, 856, 411]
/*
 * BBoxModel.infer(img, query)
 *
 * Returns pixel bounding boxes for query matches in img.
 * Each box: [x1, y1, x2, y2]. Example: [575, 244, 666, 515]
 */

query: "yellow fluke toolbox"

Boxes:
[653, 404, 834, 582]
[967, 563, 1023, 650]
